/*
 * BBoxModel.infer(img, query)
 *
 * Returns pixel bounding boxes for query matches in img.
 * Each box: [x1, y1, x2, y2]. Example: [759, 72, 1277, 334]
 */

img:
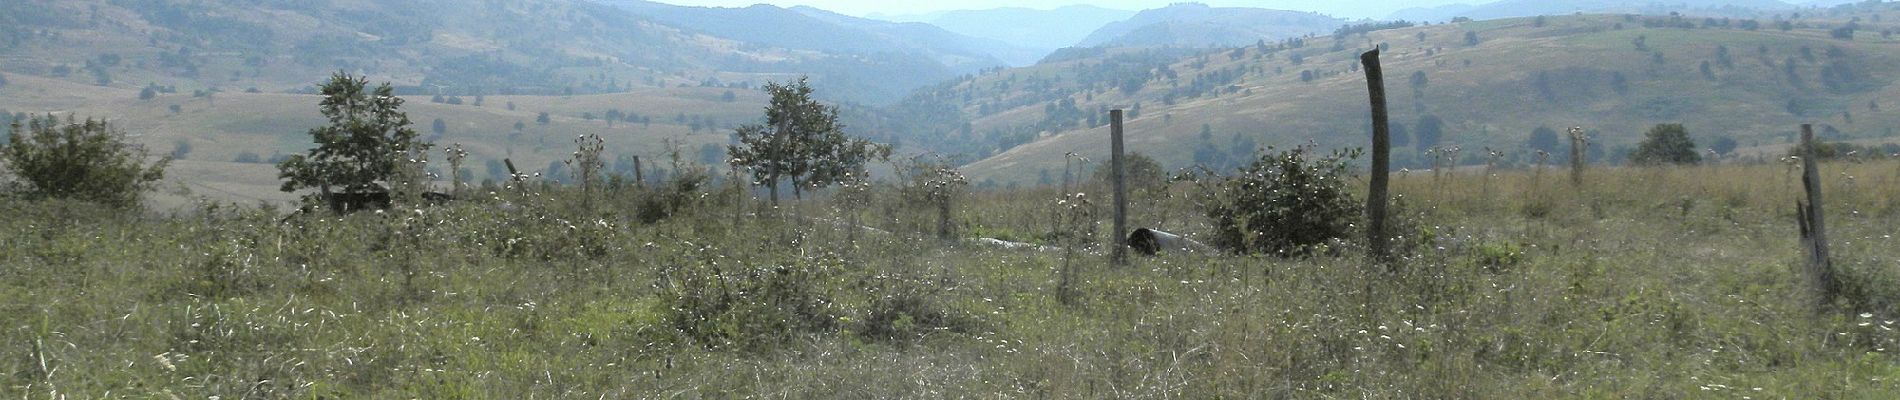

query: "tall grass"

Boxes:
[2, 162, 1899, 397]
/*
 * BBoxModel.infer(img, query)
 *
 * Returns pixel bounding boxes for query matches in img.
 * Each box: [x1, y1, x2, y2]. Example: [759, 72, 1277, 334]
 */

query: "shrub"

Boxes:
[3, 115, 170, 208]
[1201, 145, 1362, 256]
[663, 254, 842, 351]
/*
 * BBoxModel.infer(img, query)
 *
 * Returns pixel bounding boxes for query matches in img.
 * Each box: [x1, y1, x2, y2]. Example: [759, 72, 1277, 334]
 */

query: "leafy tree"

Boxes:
[1710, 136, 1738, 156]
[1414, 115, 1444, 152]
[3, 115, 170, 208]
[1464, 31, 1480, 46]
[432, 118, 447, 136]
[1527, 126, 1560, 153]
[727, 77, 887, 204]
[276, 72, 428, 205]
[1092, 152, 1166, 194]
[537, 112, 551, 125]
[140, 86, 157, 100]
[1629, 123, 1701, 166]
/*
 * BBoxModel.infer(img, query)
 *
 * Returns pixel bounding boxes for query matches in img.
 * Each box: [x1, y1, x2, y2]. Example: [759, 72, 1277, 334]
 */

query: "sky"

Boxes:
[650, 0, 1479, 20]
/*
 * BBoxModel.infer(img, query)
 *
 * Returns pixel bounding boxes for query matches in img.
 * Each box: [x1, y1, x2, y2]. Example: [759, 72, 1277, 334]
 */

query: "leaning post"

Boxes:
[1796, 124, 1839, 308]
[1361, 49, 1393, 262]
[1110, 109, 1129, 265]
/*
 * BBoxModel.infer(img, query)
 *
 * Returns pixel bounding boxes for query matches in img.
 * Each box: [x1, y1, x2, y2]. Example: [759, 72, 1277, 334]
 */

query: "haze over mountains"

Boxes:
[2, 0, 1898, 202]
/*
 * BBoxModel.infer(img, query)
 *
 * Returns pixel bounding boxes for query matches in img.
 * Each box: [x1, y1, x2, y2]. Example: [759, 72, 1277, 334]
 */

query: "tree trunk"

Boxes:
[1361, 49, 1393, 262]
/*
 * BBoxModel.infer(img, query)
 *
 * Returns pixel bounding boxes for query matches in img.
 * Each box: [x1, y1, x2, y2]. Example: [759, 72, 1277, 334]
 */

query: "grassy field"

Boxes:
[3, 159, 1900, 398]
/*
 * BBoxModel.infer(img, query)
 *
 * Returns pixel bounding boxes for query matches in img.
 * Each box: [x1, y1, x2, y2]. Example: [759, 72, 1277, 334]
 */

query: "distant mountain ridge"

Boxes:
[1078, 3, 1346, 48]
[890, 5, 1138, 62]
[1391, 0, 1799, 22]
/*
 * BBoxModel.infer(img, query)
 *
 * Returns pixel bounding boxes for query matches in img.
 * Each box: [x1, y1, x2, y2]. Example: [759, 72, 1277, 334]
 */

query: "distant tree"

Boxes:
[537, 112, 551, 125]
[139, 86, 157, 100]
[1710, 136, 1738, 156]
[1300, 70, 1315, 82]
[431, 94, 445, 103]
[168, 104, 182, 114]
[3, 115, 170, 208]
[171, 139, 192, 160]
[1715, 45, 1733, 68]
[1464, 31, 1480, 46]
[721, 91, 737, 102]
[432, 118, 447, 136]
[234, 152, 262, 164]
[506, 102, 516, 111]
[727, 77, 888, 204]
[1632, 35, 1648, 51]
[445, 96, 463, 105]
[1629, 123, 1700, 166]
[1534, 15, 1548, 28]
[1409, 71, 1428, 91]
[1092, 152, 1166, 193]
[582, 112, 596, 121]
[276, 72, 428, 207]
[1414, 115, 1444, 152]
[1390, 122, 1411, 148]
[1700, 61, 1717, 80]
[1527, 126, 1560, 153]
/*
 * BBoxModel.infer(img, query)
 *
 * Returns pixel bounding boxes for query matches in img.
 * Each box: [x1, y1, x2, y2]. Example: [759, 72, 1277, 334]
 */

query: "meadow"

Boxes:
[3, 159, 1900, 398]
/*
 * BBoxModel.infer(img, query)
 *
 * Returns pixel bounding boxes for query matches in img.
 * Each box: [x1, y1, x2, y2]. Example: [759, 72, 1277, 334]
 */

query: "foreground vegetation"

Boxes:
[4, 159, 1900, 398]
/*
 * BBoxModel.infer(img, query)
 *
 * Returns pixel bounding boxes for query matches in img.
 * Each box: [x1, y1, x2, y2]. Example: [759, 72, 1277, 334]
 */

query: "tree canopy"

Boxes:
[728, 77, 887, 203]
[276, 72, 427, 200]
[1629, 123, 1701, 166]
[3, 115, 169, 208]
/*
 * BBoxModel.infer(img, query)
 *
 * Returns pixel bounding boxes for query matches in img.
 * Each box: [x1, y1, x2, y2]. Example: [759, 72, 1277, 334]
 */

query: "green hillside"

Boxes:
[921, 10, 1900, 186]
[0, 71, 765, 208]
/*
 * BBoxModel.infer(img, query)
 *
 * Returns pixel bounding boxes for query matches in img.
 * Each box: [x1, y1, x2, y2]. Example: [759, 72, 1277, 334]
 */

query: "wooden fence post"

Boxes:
[1569, 127, 1587, 187]
[633, 155, 645, 188]
[1797, 124, 1839, 308]
[1361, 49, 1392, 262]
[1110, 109, 1129, 265]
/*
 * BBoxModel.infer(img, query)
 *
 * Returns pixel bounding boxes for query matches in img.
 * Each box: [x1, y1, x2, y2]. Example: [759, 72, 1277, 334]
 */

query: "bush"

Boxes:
[1201, 145, 1362, 256]
[3, 115, 170, 208]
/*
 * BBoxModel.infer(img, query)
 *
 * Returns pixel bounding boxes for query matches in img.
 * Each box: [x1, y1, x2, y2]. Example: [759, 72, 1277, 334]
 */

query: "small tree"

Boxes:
[3, 115, 170, 208]
[1630, 123, 1701, 166]
[727, 77, 887, 204]
[276, 72, 428, 208]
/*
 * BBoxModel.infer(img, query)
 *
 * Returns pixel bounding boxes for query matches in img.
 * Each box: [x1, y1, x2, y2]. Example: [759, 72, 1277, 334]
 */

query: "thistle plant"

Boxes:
[566, 134, 605, 210]
[444, 143, 469, 197]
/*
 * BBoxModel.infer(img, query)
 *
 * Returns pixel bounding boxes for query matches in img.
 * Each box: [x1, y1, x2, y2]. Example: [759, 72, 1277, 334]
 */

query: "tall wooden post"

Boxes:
[1796, 124, 1839, 307]
[1568, 127, 1587, 187]
[632, 155, 646, 188]
[1361, 49, 1392, 262]
[1110, 109, 1129, 265]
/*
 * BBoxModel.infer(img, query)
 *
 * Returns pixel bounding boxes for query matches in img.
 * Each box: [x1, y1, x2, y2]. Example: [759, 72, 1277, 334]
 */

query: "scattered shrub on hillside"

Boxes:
[3, 115, 170, 208]
[1200, 145, 1362, 257]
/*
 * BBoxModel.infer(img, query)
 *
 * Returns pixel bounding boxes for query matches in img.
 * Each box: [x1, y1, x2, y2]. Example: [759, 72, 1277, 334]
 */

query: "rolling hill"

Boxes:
[1077, 3, 1347, 48]
[1392, 0, 1798, 22]
[906, 6, 1900, 187]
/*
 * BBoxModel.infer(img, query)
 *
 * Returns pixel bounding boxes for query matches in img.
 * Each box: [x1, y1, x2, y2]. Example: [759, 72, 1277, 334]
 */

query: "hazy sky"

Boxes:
[653, 0, 1477, 20]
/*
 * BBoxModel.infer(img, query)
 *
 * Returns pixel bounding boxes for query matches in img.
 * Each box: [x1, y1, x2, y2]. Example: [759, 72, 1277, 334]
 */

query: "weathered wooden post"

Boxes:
[1109, 109, 1129, 265]
[1796, 124, 1839, 308]
[1361, 49, 1393, 262]
[1568, 126, 1587, 187]
[633, 155, 646, 188]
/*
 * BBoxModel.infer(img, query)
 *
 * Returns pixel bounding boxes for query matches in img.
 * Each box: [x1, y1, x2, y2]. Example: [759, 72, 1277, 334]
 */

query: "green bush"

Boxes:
[1201, 145, 1362, 256]
[2, 115, 170, 208]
